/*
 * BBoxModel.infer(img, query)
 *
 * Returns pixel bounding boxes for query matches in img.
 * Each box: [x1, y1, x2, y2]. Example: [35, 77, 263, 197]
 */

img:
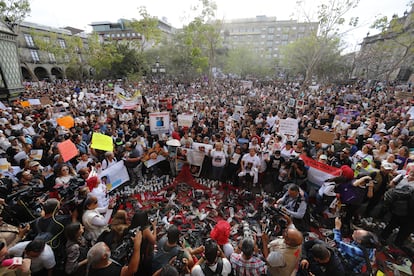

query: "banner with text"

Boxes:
[279, 118, 298, 136]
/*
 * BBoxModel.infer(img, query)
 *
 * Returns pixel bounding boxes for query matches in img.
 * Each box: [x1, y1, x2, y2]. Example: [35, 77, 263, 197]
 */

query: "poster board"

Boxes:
[149, 112, 170, 134]
[99, 160, 130, 191]
[177, 114, 193, 127]
[279, 118, 298, 136]
[309, 128, 335, 144]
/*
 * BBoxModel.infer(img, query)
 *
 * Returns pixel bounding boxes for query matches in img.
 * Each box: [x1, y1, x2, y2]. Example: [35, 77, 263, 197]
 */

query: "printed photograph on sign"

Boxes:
[288, 98, 296, 108]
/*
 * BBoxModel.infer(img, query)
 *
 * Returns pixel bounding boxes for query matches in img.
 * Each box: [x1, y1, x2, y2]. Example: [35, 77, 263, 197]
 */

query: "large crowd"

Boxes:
[0, 78, 413, 276]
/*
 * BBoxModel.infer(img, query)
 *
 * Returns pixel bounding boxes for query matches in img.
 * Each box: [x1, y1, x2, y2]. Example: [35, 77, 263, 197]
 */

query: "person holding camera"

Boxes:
[191, 239, 231, 276]
[229, 237, 266, 276]
[152, 225, 193, 275]
[275, 184, 308, 231]
[261, 216, 303, 276]
[86, 230, 142, 276]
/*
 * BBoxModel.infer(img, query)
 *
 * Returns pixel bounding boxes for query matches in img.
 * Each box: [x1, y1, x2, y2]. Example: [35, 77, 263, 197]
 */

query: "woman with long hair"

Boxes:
[130, 210, 157, 276]
[65, 222, 89, 275]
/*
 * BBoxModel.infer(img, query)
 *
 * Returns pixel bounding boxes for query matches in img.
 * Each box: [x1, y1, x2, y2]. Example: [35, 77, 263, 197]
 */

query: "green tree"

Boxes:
[181, 0, 223, 85]
[0, 0, 30, 24]
[280, 34, 346, 83]
[127, 6, 162, 54]
[283, 0, 360, 85]
[223, 46, 273, 79]
[87, 34, 123, 79]
[366, 5, 414, 82]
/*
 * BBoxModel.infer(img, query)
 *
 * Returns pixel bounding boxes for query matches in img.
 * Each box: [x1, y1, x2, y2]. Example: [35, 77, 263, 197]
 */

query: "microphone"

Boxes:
[1, 257, 23, 267]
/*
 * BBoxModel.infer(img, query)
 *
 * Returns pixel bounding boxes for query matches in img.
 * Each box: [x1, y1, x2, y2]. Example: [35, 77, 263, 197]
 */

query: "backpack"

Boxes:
[384, 186, 414, 217]
[201, 257, 224, 276]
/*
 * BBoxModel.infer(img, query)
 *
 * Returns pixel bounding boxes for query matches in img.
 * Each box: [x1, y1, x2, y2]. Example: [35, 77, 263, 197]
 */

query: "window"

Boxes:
[30, 50, 40, 62]
[24, 34, 35, 47]
[121, 33, 125, 37]
[58, 39, 66, 49]
[127, 33, 131, 37]
[48, 52, 56, 63]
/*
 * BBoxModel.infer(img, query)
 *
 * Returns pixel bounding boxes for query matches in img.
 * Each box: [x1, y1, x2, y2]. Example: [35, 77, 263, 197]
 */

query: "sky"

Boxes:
[26, 0, 412, 51]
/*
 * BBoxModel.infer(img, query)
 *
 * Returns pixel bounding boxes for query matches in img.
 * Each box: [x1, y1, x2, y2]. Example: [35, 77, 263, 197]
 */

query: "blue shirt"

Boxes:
[333, 229, 375, 273]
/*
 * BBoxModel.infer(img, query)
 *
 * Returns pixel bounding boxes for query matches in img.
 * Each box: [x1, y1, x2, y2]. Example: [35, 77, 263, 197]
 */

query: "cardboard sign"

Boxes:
[309, 128, 335, 144]
[40, 97, 51, 106]
[20, 101, 30, 108]
[91, 132, 113, 152]
[56, 116, 75, 129]
[58, 139, 79, 162]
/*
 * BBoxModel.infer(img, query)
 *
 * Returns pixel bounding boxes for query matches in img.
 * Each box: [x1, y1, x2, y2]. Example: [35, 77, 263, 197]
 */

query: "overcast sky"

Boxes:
[27, 0, 411, 51]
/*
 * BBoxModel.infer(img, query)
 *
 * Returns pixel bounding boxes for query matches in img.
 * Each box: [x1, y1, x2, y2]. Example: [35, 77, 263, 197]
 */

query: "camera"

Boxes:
[111, 226, 141, 265]
[242, 221, 253, 239]
[173, 249, 185, 272]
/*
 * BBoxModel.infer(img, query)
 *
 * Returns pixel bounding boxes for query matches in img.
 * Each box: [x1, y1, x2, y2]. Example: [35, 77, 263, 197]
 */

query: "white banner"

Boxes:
[28, 99, 41, 105]
[98, 160, 130, 191]
[177, 114, 193, 127]
[149, 112, 170, 134]
[279, 118, 298, 136]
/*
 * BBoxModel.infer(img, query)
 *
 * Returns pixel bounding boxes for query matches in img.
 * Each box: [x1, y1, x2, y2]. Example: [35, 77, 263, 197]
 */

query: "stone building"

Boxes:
[353, 5, 414, 83]
[0, 21, 24, 100]
[18, 21, 89, 81]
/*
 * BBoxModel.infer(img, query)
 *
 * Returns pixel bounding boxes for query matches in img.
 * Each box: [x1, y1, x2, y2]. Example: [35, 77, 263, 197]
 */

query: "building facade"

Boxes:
[0, 21, 24, 100]
[353, 5, 414, 83]
[222, 16, 319, 60]
[17, 21, 89, 81]
[90, 18, 174, 45]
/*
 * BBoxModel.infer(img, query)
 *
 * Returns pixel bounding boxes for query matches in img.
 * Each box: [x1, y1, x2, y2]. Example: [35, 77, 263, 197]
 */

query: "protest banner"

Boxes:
[28, 99, 41, 105]
[279, 118, 298, 136]
[309, 128, 335, 144]
[99, 160, 129, 191]
[58, 139, 78, 162]
[241, 80, 253, 89]
[177, 114, 193, 127]
[192, 142, 213, 154]
[91, 132, 114, 152]
[56, 115, 75, 129]
[149, 112, 170, 134]
[300, 154, 342, 187]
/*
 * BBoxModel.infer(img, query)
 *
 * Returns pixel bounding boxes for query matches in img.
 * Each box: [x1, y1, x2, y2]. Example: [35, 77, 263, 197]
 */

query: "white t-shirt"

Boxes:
[241, 153, 261, 171]
[8, 241, 56, 272]
[211, 150, 227, 167]
[191, 257, 232, 276]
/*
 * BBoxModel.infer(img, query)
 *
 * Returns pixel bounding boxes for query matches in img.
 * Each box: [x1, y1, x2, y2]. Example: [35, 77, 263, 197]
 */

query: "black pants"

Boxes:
[381, 214, 414, 246]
